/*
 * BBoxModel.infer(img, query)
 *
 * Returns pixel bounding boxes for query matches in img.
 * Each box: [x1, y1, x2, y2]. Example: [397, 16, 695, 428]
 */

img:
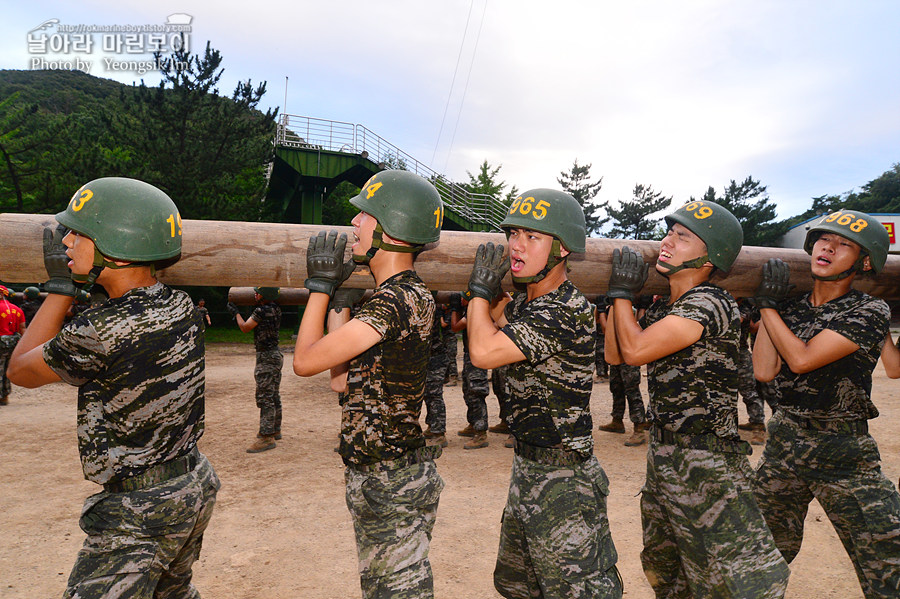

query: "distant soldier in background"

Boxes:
[0, 285, 25, 405]
[228, 286, 283, 453]
[444, 293, 461, 385]
[197, 298, 212, 330]
[423, 294, 449, 447]
[594, 296, 609, 381]
[21, 286, 43, 324]
[736, 297, 767, 445]
[452, 293, 491, 450]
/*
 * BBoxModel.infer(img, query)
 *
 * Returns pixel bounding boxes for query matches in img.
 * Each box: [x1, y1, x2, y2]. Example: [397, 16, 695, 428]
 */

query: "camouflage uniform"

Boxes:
[639, 284, 789, 598]
[423, 312, 447, 434]
[461, 330, 489, 431]
[0, 298, 25, 401]
[754, 290, 900, 597]
[491, 365, 510, 424]
[340, 271, 444, 599]
[594, 298, 608, 378]
[251, 302, 283, 437]
[737, 299, 765, 424]
[442, 306, 459, 382]
[608, 362, 646, 425]
[495, 281, 622, 598]
[42, 282, 219, 598]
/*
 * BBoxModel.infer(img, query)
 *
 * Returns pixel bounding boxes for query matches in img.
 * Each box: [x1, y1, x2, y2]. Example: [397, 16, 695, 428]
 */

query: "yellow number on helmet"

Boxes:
[850, 219, 868, 233]
[509, 196, 523, 214]
[533, 200, 551, 220]
[365, 182, 383, 199]
[70, 188, 94, 212]
[518, 197, 534, 216]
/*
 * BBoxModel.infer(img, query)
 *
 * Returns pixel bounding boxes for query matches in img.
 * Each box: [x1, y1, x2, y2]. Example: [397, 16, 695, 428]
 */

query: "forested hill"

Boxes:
[0, 69, 132, 114]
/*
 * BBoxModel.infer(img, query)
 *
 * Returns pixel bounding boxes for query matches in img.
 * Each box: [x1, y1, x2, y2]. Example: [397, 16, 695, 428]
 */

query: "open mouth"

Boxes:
[658, 249, 673, 262]
[510, 256, 525, 273]
[815, 255, 832, 266]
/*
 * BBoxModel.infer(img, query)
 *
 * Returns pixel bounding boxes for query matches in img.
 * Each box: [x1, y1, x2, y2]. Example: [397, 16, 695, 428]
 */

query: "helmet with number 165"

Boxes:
[500, 189, 586, 253]
[664, 200, 743, 272]
[804, 210, 889, 274]
[56, 177, 183, 264]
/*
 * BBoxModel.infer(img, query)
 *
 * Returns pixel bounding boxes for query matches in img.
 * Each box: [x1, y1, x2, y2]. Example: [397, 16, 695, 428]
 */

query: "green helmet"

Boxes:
[804, 210, 889, 276]
[23, 286, 40, 300]
[75, 289, 91, 304]
[500, 189, 586, 253]
[663, 200, 743, 273]
[350, 169, 442, 256]
[500, 189, 586, 284]
[254, 286, 280, 301]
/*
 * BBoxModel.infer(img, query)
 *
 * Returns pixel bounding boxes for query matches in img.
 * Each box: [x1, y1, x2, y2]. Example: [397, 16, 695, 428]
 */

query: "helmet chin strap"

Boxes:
[72, 248, 152, 292]
[352, 223, 420, 266]
[655, 254, 709, 278]
[510, 238, 567, 285]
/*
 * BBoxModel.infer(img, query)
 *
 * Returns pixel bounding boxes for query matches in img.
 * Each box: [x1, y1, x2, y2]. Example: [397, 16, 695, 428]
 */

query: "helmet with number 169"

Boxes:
[804, 210, 889, 274]
[664, 200, 743, 272]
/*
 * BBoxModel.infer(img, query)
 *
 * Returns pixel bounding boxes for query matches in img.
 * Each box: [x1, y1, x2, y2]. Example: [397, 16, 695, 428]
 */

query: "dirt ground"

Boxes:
[3, 341, 899, 599]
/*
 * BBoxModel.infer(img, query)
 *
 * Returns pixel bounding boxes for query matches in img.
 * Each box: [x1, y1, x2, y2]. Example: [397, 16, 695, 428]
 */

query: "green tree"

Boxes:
[321, 181, 360, 226]
[696, 176, 785, 246]
[557, 159, 607, 235]
[463, 159, 509, 199]
[606, 183, 673, 240]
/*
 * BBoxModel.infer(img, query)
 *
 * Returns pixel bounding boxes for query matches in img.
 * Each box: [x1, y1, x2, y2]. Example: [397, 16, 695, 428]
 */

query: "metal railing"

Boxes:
[276, 114, 506, 229]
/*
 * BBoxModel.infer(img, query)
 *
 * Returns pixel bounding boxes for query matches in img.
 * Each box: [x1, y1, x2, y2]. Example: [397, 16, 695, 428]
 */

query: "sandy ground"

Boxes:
[3, 341, 899, 599]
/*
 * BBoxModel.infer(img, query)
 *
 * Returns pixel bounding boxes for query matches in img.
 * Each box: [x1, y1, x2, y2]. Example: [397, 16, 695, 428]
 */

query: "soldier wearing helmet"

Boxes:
[293, 170, 445, 597]
[605, 200, 789, 597]
[752, 209, 900, 595]
[227, 286, 284, 453]
[20, 286, 43, 324]
[7, 177, 219, 598]
[0, 284, 26, 406]
[464, 189, 623, 598]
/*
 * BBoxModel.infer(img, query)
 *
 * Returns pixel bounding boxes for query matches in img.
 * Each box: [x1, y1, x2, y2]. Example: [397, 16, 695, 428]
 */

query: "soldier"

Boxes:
[593, 296, 609, 381]
[422, 294, 448, 447]
[443, 294, 460, 385]
[0, 284, 25, 405]
[227, 286, 283, 453]
[197, 298, 211, 330]
[293, 170, 445, 599]
[736, 297, 767, 444]
[751, 210, 900, 597]
[605, 200, 789, 597]
[7, 177, 218, 598]
[20, 286, 43, 324]
[451, 294, 491, 450]
[488, 364, 514, 448]
[466, 189, 622, 598]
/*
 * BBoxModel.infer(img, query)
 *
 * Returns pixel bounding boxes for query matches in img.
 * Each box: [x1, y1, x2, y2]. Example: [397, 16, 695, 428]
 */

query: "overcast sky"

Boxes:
[3, 1, 899, 225]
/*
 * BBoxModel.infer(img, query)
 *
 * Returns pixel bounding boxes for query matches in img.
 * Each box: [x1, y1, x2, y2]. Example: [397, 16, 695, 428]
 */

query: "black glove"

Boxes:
[468, 242, 510, 301]
[305, 230, 353, 297]
[608, 246, 648, 301]
[748, 258, 793, 310]
[226, 302, 241, 318]
[43, 225, 76, 297]
[330, 287, 365, 312]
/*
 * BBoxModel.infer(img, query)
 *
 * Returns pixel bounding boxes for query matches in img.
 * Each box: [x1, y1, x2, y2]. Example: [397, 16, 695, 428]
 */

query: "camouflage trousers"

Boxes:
[738, 348, 765, 424]
[595, 332, 608, 377]
[424, 336, 447, 434]
[608, 363, 646, 424]
[462, 345, 489, 431]
[443, 329, 458, 380]
[491, 365, 510, 423]
[65, 453, 220, 599]
[345, 459, 444, 599]
[641, 438, 790, 598]
[494, 454, 622, 598]
[0, 345, 11, 398]
[255, 349, 283, 436]
[754, 411, 900, 597]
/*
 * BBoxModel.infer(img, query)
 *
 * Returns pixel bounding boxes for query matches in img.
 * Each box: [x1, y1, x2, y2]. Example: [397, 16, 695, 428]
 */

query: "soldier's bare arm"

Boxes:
[751, 318, 781, 381]
[603, 305, 624, 366]
[294, 293, 382, 377]
[7, 295, 69, 387]
[327, 307, 352, 392]
[880, 332, 900, 379]
[612, 298, 703, 366]
[758, 307, 858, 374]
[466, 297, 526, 370]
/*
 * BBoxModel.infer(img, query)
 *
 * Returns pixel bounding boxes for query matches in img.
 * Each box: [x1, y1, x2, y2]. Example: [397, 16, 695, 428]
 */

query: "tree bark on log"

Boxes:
[3, 213, 899, 299]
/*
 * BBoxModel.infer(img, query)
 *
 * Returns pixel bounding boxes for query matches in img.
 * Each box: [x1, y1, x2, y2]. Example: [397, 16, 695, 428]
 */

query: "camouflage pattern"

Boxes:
[64, 454, 220, 599]
[594, 329, 608, 377]
[754, 412, 900, 596]
[491, 365, 510, 423]
[771, 290, 889, 420]
[638, 284, 789, 596]
[345, 459, 444, 599]
[738, 299, 765, 424]
[0, 343, 12, 398]
[423, 312, 447, 434]
[640, 284, 742, 439]
[43, 282, 206, 484]
[494, 454, 622, 599]
[641, 438, 790, 598]
[442, 310, 459, 381]
[502, 280, 595, 455]
[340, 270, 435, 467]
[461, 331, 489, 431]
[753, 290, 900, 596]
[607, 363, 646, 424]
[255, 349, 283, 436]
[250, 301, 283, 437]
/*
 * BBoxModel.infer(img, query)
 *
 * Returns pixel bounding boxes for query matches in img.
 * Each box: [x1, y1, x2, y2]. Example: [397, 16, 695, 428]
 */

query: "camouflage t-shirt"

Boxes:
[501, 279, 594, 455]
[640, 283, 741, 438]
[251, 302, 282, 352]
[340, 270, 435, 467]
[43, 282, 205, 485]
[775, 289, 888, 420]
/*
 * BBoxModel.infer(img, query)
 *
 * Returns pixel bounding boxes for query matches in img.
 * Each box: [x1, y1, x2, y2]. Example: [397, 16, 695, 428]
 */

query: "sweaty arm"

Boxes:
[7, 295, 72, 387]
[757, 307, 858, 374]
[611, 297, 703, 366]
[236, 314, 258, 333]
[326, 307, 352, 392]
[881, 332, 900, 379]
[466, 296, 524, 370]
[603, 306, 623, 366]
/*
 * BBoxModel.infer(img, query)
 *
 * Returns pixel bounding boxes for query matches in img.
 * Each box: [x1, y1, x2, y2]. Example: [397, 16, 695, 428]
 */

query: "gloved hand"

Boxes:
[330, 287, 366, 313]
[468, 242, 510, 301]
[43, 224, 76, 297]
[226, 302, 241, 318]
[748, 258, 793, 310]
[305, 230, 353, 297]
[608, 246, 648, 301]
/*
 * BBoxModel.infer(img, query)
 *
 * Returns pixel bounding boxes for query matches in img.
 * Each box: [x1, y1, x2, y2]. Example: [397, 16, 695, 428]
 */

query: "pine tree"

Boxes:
[557, 159, 607, 235]
[606, 184, 673, 240]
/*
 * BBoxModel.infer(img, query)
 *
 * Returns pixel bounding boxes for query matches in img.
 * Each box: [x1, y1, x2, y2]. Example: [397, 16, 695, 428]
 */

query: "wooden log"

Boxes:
[3, 213, 900, 299]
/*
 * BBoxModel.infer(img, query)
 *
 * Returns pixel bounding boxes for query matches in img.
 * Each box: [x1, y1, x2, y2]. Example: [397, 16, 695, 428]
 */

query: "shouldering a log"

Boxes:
[3, 213, 900, 300]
